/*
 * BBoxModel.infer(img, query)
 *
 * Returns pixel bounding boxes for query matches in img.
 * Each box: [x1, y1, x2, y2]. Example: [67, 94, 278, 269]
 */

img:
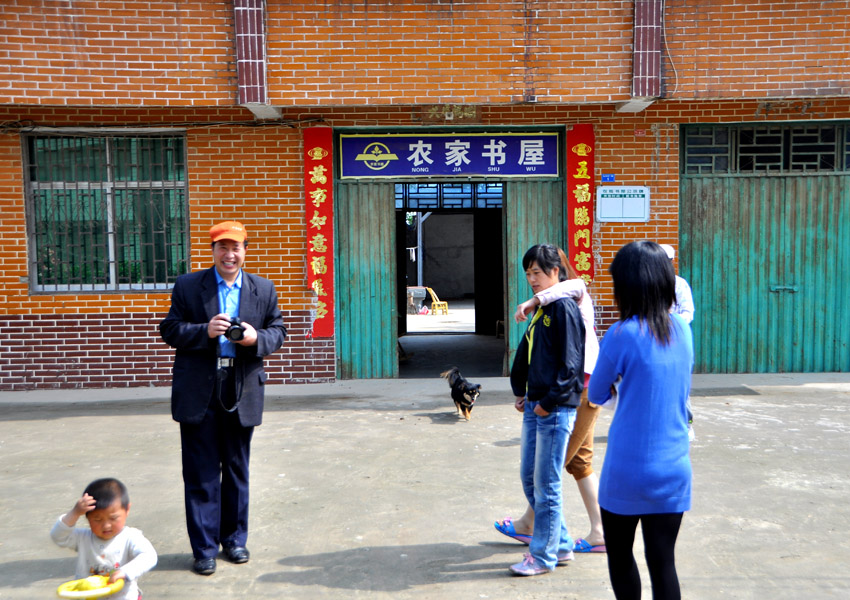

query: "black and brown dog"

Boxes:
[440, 366, 481, 421]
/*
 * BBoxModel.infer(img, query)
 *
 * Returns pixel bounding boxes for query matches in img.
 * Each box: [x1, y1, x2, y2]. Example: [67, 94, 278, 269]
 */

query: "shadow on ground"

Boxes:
[258, 542, 521, 592]
[398, 333, 505, 379]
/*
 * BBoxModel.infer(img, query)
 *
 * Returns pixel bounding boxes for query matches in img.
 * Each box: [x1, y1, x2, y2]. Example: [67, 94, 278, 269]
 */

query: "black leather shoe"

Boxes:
[192, 557, 216, 576]
[224, 545, 250, 564]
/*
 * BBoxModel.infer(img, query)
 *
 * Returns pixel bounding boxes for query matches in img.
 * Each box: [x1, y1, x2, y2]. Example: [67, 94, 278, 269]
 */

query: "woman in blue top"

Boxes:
[588, 241, 694, 599]
[508, 244, 585, 575]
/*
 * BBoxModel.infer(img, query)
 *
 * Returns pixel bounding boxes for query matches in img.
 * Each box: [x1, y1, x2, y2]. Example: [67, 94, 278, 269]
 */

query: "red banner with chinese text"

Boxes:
[566, 124, 595, 284]
[303, 127, 335, 337]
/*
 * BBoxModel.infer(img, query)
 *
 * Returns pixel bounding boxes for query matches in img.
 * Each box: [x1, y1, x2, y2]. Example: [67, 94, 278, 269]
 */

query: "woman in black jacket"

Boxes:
[507, 244, 586, 576]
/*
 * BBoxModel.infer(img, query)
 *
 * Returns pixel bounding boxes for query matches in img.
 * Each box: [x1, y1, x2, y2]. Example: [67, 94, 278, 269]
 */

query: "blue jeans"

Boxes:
[520, 400, 577, 570]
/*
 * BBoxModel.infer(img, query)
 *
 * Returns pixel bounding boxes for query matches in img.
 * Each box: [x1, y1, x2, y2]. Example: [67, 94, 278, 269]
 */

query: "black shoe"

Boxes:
[224, 545, 250, 564]
[192, 557, 217, 576]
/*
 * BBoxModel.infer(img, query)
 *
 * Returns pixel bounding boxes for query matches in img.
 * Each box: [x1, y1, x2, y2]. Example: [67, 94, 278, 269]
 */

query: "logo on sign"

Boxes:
[307, 146, 329, 160]
[571, 143, 592, 156]
[354, 142, 399, 171]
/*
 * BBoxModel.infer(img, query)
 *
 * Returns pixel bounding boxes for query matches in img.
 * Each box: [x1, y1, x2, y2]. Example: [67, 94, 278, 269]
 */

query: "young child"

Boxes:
[50, 478, 157, 600]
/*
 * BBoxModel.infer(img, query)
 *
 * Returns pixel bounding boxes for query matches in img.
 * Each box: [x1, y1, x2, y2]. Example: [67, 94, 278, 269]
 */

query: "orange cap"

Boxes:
[210, 221, 247, 243]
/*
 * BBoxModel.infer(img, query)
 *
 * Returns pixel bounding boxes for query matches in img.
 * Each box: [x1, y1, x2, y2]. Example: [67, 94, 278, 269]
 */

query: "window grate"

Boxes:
[788, 124, 837, 171]
[394, 182, 503, 209]
[683, 123, 850, 175]
[682, 126, 732, 175]
[24, 133, 189, 292]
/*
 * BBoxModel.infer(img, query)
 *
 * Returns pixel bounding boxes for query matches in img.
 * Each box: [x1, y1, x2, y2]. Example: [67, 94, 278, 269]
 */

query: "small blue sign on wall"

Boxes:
[601, 173, 615, 182]
[340, 132, 560, 179]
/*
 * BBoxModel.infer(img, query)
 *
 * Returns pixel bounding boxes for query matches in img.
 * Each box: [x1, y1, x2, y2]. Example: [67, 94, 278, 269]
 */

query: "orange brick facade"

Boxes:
[1, 1, 848, 388]
[3, 1, 847, 106]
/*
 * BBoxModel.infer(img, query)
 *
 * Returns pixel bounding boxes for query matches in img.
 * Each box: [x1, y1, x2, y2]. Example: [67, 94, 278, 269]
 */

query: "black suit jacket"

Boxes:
[159, 266, 287, 427]
[510, 297, 585, 413]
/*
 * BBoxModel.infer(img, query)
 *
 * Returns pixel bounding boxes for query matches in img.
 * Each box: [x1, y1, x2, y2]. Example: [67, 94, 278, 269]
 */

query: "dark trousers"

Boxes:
[601, 508, 684, 600]
[180, 368, 253, 559]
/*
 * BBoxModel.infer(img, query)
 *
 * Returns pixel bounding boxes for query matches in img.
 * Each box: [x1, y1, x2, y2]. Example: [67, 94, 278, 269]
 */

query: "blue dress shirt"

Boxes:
[215, 269, 242, 358]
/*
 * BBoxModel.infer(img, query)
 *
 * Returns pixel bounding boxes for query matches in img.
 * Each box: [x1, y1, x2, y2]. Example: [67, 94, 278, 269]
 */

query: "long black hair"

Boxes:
[522, 244, 568, 282]
[609, 240, 676, 345]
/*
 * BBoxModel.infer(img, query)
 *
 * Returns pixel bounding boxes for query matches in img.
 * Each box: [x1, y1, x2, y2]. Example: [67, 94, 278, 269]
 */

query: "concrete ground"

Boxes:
[1, 370, 849, 599]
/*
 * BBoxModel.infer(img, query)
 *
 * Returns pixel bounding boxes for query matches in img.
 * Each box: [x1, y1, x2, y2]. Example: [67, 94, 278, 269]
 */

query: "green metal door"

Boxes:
[335, 181, 398, 379]
[503, 180, 566, 371]
[681, 175, 850, 373]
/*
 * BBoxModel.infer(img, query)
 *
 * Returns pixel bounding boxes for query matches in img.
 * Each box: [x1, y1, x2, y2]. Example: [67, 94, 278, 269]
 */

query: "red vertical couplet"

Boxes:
[565, 124, 595, 284]
[303, 127, 335, 337]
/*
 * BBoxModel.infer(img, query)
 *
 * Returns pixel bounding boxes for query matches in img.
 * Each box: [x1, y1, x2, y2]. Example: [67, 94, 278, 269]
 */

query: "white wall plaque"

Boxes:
[596, 185, 650, 222]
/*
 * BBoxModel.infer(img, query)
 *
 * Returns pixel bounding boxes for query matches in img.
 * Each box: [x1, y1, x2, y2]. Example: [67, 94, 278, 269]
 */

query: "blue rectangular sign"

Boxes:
[340, 132, 560, 179]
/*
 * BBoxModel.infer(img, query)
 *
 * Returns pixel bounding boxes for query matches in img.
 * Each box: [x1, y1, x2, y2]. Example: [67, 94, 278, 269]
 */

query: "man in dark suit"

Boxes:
[160, 221, 287, 576]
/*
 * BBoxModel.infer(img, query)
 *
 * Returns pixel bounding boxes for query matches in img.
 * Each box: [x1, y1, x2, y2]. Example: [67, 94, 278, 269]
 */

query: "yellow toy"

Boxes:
[56, 575, 124, 599]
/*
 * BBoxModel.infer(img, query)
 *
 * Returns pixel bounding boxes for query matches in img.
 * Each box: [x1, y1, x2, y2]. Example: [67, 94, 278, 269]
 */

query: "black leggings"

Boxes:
[600, 508, 683, 600]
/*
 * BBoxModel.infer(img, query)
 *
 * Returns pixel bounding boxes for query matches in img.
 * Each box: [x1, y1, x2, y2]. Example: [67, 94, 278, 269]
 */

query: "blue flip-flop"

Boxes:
[494, 518, 532, 545]
[573, 538, 607, 553]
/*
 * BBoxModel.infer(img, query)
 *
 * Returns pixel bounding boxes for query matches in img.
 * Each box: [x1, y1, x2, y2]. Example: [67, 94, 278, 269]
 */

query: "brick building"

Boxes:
[1, 0, 848, 389]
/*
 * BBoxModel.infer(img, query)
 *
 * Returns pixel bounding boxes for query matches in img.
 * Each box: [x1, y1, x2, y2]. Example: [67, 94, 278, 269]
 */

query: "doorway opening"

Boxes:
[394, 183, 506, 378]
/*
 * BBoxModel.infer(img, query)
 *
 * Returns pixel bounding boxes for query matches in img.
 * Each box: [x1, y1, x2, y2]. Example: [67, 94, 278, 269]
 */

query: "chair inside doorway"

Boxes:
[425, 287, 448, 314]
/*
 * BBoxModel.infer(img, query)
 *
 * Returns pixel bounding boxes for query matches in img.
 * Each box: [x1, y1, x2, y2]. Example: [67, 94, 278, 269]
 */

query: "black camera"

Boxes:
[225, 316, 245, 341]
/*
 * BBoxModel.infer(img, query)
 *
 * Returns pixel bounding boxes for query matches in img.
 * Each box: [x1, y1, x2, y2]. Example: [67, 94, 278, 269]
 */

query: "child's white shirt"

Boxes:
[51, 515, 157, 600]
[535, 278, 600, 374]
[672, 275, 695, 324]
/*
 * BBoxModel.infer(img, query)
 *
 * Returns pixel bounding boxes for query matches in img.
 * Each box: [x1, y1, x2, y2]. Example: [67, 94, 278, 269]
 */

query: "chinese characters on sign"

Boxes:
[339, 133, 560, 178]
[566, 124, 595, 284]
[420, 105, 482, 124]
[303, 127, 335, 337]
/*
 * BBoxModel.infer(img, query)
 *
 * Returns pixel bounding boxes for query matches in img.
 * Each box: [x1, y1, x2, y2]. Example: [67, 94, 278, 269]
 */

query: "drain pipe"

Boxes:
[617, 0, 663, 113]
[234, 0, 281, 120]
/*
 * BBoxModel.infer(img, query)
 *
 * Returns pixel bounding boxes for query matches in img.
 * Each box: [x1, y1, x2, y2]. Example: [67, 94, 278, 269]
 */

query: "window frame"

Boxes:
[394, 182, 504, 210]
[22, 128, 190, 293]
[682, 122, 850, 176]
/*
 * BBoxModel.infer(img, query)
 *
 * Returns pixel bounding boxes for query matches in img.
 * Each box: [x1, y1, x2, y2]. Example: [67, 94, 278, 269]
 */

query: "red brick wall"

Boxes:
[0, 0, 235, 106]
[264, 1, 634, 105]
[2, 0, 850, 388]
[0, 105, 337, 389]
[4, 1, 847, 107]
[0, 105, 326, 312]
[2, 97, 849, 389]
[0, 0, 635, 106]
[0, 311, 333, 390]
[664, 0, 850, 98]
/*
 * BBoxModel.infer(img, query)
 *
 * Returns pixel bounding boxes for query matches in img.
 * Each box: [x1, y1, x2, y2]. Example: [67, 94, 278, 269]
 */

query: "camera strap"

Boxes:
[216, 364, 241, 413]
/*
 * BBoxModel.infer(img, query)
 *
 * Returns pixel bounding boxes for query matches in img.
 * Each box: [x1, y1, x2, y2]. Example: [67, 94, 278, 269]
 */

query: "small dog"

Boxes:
[440, 367, 481, 421]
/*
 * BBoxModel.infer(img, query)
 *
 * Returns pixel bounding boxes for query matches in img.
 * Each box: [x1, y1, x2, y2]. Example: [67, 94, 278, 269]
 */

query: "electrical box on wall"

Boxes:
[596, 186, 650, 222]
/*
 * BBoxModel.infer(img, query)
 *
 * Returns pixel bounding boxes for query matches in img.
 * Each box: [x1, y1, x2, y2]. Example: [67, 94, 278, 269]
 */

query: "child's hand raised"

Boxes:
[61, 493, 97, 526]
[74, 493, 97, 515]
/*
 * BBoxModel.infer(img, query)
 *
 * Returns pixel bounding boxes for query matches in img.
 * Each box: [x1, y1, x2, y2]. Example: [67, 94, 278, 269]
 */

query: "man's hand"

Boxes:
[234, 321, 258, 346]
[208, 313, 234, 338]
[207, 314, 258, 346]
[514, 396, 526, 412]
